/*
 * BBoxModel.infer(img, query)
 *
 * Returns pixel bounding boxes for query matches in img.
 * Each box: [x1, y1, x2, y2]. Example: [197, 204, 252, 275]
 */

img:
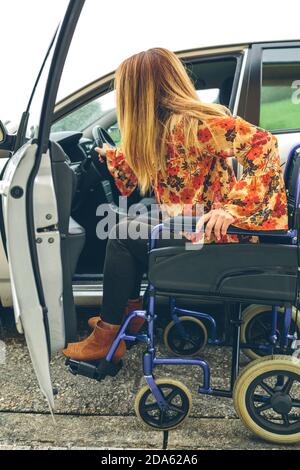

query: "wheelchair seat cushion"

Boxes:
[148, 243, 298, 305]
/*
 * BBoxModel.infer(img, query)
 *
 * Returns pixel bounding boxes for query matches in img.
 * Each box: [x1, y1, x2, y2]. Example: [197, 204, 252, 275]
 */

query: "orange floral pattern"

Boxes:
[106, 116, 288, 241]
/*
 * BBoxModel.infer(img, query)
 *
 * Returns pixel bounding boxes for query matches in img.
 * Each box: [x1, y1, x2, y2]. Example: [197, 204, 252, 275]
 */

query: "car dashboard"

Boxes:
[50, 130, 93, 165]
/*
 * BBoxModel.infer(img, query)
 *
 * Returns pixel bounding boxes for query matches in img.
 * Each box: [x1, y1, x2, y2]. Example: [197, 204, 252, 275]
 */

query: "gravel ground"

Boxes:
[0, 308, 299, 450]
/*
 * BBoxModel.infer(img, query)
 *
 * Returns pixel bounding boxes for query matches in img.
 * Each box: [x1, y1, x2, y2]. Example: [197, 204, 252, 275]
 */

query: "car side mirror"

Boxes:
[0, 121, 16, 153]
[0, 121, 7, 144]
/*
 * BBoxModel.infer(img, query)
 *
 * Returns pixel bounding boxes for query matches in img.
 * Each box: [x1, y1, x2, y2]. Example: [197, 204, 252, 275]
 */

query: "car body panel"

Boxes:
[277, 133, 300, 168]
[0, 237, 12, 308]
[0, 153, 11, 307]
[0, 143, 58, 409]
[0, 0, 85, 407]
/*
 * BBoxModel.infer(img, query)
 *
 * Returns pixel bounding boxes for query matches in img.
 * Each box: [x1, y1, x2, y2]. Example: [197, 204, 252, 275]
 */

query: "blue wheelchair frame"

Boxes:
[67, 227, 296, 402]
[67, 144, 300, 410]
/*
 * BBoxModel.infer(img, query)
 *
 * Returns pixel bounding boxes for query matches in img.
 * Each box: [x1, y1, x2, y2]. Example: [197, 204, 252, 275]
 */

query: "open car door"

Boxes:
[0, 0, 85, 410]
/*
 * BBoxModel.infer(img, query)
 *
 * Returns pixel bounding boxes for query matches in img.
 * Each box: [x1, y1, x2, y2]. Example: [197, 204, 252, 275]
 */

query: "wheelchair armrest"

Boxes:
[161, 216, 290, 238]
[226, 227, 288, 237]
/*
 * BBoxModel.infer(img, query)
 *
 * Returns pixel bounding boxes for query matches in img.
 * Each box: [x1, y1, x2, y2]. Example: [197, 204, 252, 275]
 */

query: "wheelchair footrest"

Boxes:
[65, 358, 123, 381]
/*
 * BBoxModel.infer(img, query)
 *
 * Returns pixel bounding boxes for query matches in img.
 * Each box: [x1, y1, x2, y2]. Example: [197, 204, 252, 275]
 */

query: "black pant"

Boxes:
[101, 218, 186, 324]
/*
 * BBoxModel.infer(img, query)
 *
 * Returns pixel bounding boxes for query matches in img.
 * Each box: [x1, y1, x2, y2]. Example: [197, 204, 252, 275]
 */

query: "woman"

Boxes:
[63, 48, 288, 363]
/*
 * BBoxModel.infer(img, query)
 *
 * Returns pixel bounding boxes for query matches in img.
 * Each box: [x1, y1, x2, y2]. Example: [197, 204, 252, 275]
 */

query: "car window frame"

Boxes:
[184, 52, 244, 112]
[104, 52, 247, 145]
[240, 41, 300, 134]
[52, 49, 246, 131]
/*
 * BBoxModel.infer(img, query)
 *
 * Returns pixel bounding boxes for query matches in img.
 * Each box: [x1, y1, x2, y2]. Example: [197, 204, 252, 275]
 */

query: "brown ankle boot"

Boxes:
[88, 299, 145, 334]
[63, 320, 125, 363]
[88, 315, 101, 330]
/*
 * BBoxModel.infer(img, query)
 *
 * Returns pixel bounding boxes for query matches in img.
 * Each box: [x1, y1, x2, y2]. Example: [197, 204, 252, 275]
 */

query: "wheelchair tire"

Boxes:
[241, 305, 300, 361]
[163, 316, 208, 357]
[233, 355, 300, 444]
[135, 378, 192, 431]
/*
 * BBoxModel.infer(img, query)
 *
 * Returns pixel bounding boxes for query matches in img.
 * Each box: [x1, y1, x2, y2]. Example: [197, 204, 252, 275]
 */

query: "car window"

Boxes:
[259, 48, 300, 132]
[54, 56, 238, 141]
[107, 57, 238, 145]
[186, 57, 237, 108]
[52, 90, 116, 132]
[107, 123, 122, 146]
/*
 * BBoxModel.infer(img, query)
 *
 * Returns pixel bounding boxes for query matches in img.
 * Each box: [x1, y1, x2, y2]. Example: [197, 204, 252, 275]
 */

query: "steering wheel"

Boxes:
[72, 126, 119, 214]
[86, 125, 115, 176]
[92, 125, 116, 149]
[87, 126, 128, 214]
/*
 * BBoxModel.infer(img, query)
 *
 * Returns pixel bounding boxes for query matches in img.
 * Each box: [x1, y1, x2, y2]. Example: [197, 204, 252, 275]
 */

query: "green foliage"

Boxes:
[260, 98, 300, 131]
[108, 126, 122, 146]
[261, 85, 294, 104]
[52, 101, 102, 132]
[260, 85, 300, 130]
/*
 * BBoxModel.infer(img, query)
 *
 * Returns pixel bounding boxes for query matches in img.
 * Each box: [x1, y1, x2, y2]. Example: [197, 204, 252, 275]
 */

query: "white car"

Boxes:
[0, 0, 299, 407]
[1, 34, 300, 310]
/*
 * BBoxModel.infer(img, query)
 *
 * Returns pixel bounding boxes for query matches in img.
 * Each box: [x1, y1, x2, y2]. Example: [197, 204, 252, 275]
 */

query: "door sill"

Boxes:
[72, 280, 148, 306]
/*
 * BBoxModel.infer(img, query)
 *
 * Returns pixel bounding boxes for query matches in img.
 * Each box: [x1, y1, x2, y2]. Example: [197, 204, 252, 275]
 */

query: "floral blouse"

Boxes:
[105, 116, 288, 242]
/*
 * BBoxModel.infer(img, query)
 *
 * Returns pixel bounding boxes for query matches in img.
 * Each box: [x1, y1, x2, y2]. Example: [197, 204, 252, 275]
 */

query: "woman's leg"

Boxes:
[101, 219, 149, 324]
[63, 217, 188, 361]
[63, 219, 151, 361]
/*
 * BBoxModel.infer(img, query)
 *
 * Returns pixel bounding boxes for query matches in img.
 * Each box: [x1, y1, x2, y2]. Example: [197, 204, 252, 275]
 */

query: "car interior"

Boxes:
[49, 57, 239, 288]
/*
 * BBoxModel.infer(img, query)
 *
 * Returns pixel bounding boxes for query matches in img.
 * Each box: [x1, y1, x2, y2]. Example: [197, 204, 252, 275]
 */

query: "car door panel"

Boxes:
[33, 150, 65, 353]
[1, 142, 60, 409]
[0, 0, 85, 409]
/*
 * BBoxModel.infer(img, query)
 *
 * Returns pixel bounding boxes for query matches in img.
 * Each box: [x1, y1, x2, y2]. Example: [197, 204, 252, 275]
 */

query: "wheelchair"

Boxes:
[162, 146, 300, 361]
[66, 144, 300, 444]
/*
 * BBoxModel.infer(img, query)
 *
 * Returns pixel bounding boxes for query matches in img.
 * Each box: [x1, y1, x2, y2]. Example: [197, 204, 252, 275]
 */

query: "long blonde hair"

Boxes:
[115, 47, 229, 193]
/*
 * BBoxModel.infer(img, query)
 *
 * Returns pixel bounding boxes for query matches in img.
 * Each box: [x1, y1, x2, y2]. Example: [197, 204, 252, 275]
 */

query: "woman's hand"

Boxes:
[95, 143, 114, 160]
[196, 208, 235, 241]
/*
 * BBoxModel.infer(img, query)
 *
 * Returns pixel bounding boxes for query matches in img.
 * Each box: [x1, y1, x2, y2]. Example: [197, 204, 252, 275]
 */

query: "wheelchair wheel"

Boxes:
[233, 355, 300, 444]
[135, 378, 192, 430]
[163, 316, 208, 357]
[241, 305, 300, 361]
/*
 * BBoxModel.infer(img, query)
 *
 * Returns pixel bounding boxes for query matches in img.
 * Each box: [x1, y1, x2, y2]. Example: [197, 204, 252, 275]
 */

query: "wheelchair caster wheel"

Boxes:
[163, 316, 208, 356]
[233, 355, 300, 444]
[241, 305, 300, 360]
[135, 378, 192, 430]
